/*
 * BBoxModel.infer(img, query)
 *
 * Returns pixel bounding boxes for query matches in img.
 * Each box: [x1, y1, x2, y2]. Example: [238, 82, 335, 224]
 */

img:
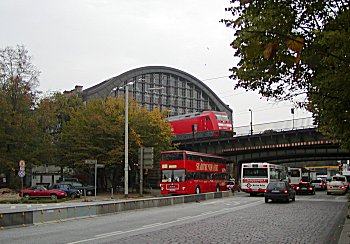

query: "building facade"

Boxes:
[82, 66, 232, 120]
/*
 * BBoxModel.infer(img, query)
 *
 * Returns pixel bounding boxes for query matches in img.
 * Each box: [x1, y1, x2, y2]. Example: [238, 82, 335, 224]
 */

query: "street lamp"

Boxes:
[249, 109, 253, 135]
[291, 108, 295, 130]
[120, 81, 134, 198]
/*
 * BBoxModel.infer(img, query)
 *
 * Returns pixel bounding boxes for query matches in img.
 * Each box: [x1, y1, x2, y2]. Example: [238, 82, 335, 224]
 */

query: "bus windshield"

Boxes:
[161, 169, 186, 183]
[290, 169, 301, 177]
[243, 168, 268, 178]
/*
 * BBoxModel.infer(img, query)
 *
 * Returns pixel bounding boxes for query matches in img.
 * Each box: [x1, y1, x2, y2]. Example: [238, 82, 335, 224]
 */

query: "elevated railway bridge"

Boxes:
[177, 117, 350, 178]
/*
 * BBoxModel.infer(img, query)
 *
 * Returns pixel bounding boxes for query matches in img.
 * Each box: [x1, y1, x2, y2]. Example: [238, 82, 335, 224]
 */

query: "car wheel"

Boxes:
[70, 193, 77, 199]
[265, 198, 268, 203]
[50, 194, 57, 200]
[292, 195, 295, 201]
[86, 190, 93, 196]
[286, 197, 290, 203]
[23, 193, 30, 199]
[327, 192, 330, 195]
[195, 186, 200, 194]
[238, 189, 240, 192]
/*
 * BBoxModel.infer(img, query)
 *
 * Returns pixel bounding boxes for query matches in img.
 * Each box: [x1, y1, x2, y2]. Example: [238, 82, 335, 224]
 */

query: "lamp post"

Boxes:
[249, 109, 253, 135]
[291, 108, 295, 130]
[121, 81, 134, 198]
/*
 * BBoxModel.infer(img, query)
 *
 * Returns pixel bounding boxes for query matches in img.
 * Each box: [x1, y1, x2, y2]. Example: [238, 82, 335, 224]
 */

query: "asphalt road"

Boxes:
[0, 191, 347, 244]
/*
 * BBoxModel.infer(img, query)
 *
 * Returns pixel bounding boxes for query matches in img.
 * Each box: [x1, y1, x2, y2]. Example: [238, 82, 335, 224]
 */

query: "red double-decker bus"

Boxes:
[160, 150, 228, 195]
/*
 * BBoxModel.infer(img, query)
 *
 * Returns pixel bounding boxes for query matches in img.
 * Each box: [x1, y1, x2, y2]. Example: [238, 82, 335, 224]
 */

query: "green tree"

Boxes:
[33, 92, 84, 167]
[0, 45, 41, 187]
[222, 1, 350, 148]
[58, 97, 173, 189]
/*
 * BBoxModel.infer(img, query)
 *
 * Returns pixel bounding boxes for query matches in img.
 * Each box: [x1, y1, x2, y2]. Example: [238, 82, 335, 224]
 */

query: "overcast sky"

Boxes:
[0, 0, 312, 127]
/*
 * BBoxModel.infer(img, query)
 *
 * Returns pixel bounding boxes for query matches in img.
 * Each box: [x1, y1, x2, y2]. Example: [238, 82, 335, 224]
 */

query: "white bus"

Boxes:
[289, 167, 303, 187]
[241, 162, 288, 196]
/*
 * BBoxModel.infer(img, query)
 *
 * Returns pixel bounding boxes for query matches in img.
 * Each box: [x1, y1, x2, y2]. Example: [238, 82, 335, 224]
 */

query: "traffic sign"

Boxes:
[96, 164, 105, 168]
[18, 170, 25, 178]
[19, 160, 25, 167]
[138, 147, 154, 169]
[85, 159, 97, 164]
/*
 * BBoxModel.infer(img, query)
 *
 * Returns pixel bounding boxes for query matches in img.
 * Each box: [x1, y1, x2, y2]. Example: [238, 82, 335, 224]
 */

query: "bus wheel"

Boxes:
[195, 186, 200, 194]
[216, 185, 220, 192]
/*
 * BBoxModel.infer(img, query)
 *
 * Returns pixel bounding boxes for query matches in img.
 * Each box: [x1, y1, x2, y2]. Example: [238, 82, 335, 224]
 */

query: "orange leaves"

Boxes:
[287, 36, 304, 64]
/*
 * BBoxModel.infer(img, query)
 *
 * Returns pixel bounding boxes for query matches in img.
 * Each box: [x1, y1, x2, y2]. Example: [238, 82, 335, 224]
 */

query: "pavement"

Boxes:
[338, 206, 350, 244]
[1, 189, 350, 243]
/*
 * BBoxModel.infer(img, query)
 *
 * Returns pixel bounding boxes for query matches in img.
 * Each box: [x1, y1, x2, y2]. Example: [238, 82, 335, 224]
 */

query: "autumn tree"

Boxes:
[222, 1, 350, 149]
[33, 92, 84, 167]
[58, 97, 173, 189]
[0, 45, 41, 187]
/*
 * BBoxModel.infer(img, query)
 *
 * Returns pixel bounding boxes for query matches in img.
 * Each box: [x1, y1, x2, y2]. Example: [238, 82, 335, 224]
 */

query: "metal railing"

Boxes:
[234, 117, 316, 137]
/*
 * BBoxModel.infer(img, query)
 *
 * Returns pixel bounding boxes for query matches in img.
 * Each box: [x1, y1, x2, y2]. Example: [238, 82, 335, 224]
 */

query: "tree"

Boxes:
[0, 45, 41, 187]
[33, 92, 84, 167]
[222, 0, 350, 149]
[58, 97, 173, 189]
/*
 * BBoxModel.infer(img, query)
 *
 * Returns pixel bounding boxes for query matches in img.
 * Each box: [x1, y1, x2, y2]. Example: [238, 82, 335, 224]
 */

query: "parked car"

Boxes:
[310, 179, 326, 191]
[19, 185, 67, 199]
[295, 182, 315, 195]
[227, 179, 241, 192]
[49, 183, 81, 199]
[264, 181, 295, 203]
[58, 181, 94, 196]
[327, 181, 347, 195]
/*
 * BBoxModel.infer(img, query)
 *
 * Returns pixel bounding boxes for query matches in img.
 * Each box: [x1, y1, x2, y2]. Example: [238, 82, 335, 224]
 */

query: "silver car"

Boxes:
[327, 181, 347, 195]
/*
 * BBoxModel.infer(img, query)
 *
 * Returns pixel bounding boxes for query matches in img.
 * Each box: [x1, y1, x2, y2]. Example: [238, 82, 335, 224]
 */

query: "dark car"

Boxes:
[264, 181, 295, 203]
[19, 185, 67, 200]
[58, 181, 94, 196]
[295, 182, 315, 195]
[50, 183, 81, 199]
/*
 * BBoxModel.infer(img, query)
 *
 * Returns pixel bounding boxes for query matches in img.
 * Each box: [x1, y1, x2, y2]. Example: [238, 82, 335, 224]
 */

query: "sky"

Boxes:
[0, 0, 312, 127]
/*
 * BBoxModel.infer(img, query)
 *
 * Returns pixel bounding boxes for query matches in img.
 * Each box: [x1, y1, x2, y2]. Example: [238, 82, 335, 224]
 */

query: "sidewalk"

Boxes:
[338, 208, 350, 244]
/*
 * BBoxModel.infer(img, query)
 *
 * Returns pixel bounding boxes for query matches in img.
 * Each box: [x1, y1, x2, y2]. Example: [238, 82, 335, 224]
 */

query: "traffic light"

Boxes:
[338, 163, 343, 173]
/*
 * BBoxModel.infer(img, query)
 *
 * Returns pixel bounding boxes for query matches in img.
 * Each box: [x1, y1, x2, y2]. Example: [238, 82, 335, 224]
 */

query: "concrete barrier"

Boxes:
[0, 191, 233, 228]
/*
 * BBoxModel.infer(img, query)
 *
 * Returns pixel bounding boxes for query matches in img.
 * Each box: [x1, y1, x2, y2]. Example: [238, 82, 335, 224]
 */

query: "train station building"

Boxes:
[80, 66, 232, 120]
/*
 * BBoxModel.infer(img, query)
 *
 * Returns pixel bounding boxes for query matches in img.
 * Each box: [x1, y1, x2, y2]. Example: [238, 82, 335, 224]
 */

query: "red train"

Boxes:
[167, 111, 234, 141]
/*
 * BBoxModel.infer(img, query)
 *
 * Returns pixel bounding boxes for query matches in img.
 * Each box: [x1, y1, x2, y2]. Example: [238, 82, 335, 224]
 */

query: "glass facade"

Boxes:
[113, 72, 219, 117]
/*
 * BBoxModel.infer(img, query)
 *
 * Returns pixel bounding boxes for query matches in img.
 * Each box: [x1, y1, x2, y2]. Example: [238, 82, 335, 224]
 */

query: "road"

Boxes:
[0, 191, 347, 244]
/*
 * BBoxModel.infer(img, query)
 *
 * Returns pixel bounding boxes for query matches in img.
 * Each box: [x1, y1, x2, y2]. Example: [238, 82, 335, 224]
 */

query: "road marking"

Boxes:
[95, 231, 124, 238]
[202, 201, 217, 205]
[67, 200, 263, 244]
[142, 223, 163, 228]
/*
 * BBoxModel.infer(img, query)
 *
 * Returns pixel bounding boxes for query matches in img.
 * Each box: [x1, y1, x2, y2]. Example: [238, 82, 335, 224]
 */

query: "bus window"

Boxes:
[162, 152, 184, 161]
[243, 168, 268, 178]
[161, 169, 185, 183]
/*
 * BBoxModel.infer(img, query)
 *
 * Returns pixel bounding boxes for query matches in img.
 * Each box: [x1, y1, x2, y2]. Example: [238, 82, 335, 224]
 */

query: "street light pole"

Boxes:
[249, 109, 253, 135]
[124, 83, 130, 198]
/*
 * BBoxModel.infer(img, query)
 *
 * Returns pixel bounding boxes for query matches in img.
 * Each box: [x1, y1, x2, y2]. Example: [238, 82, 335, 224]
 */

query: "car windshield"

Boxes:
[267, 183, 286, 190]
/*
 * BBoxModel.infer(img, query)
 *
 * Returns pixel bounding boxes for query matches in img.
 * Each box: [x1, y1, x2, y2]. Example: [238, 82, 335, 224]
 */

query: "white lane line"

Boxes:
[202, 201, 217, 205]
[67, 200, 263, 244]
[142, 223, 163, 228]
[95, 231, 124, 238]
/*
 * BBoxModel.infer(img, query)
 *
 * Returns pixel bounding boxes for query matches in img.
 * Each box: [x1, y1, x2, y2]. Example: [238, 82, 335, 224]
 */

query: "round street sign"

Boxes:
[19, 160, 25, 168]
[18, 170, 25, 178]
